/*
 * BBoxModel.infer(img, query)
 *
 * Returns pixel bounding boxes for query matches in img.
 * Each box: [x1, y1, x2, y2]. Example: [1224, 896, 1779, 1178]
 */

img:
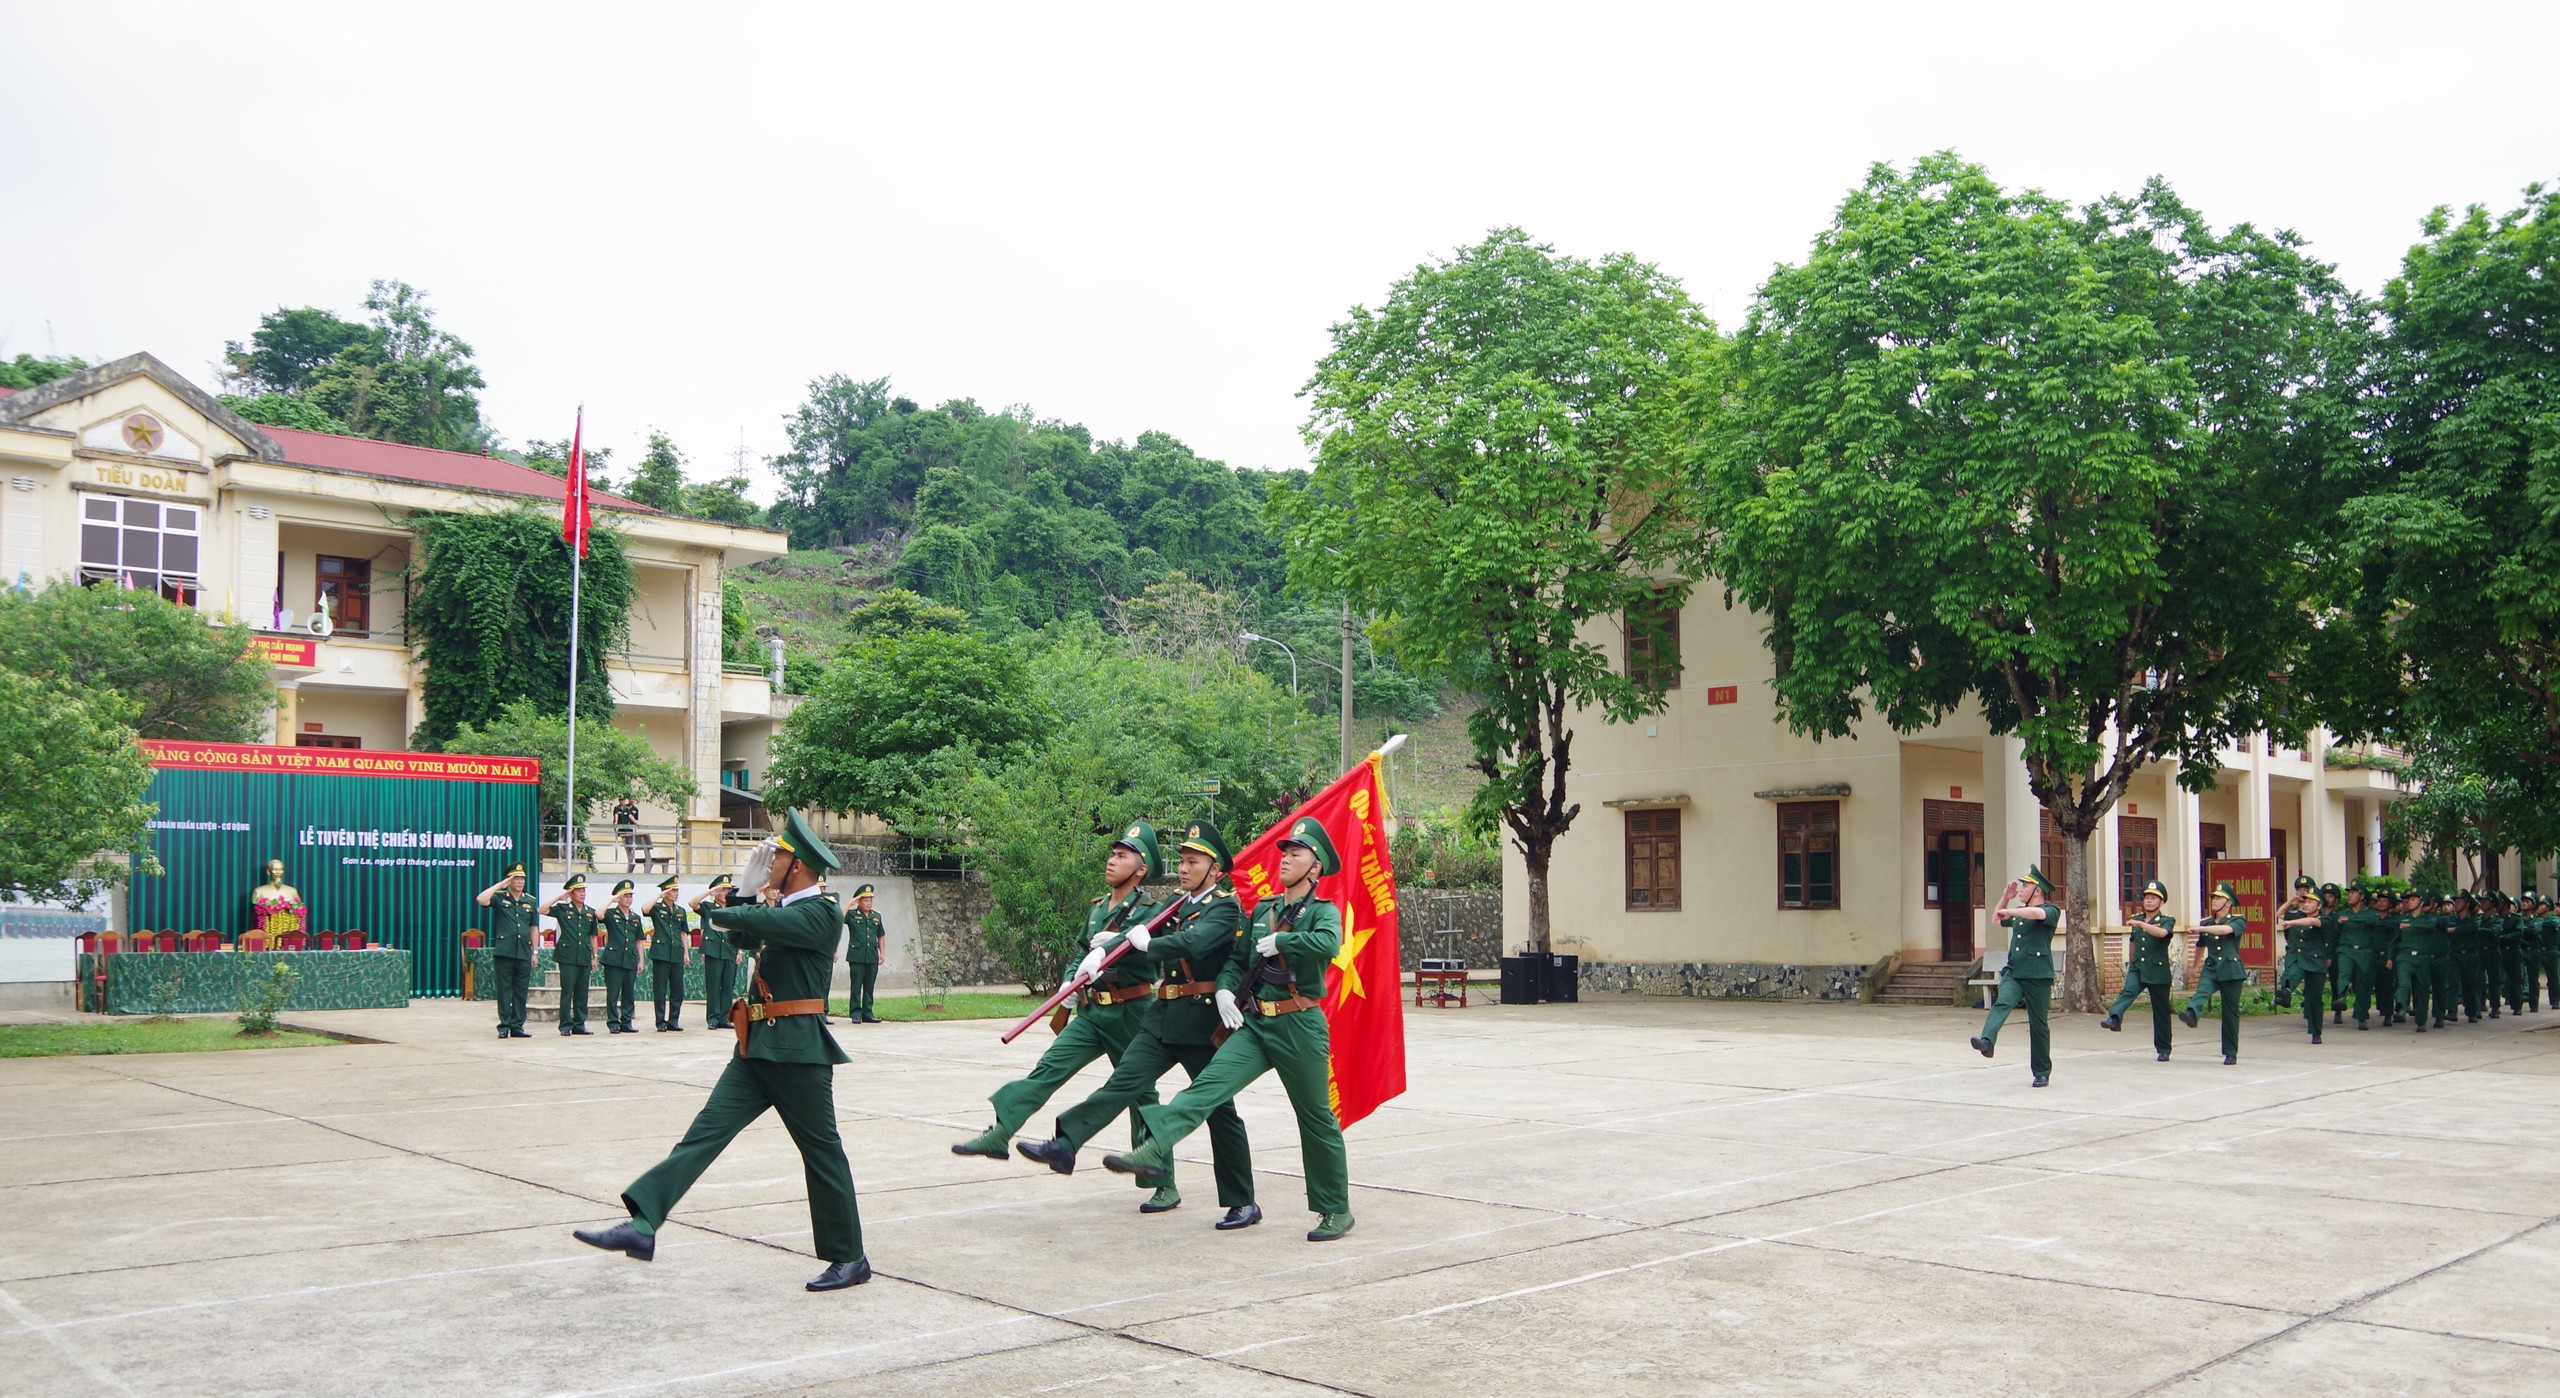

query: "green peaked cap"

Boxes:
[657, 874, 681, 891]
[503, 862, 527, 878]
[706, 873, 734, 889]
[850, 883, 876, 899]
[560, 874, 586, 892]
[774, 808, 843, 873]
[2294, 874, 2317, 890]
[612, 878, 635, 895]
[1109, 820, 1165, 879]
[2139, 878, 2170, 900]
[1279, 815, 1342, 877]
[2022, 864, 2054, 893]
[1176, 817, 1233, 873]
[2211, 880, 2238, 902]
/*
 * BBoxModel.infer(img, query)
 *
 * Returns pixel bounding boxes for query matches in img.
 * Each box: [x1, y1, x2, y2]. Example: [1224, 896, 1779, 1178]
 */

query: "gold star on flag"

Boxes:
[1330, 904, 1374, 1000]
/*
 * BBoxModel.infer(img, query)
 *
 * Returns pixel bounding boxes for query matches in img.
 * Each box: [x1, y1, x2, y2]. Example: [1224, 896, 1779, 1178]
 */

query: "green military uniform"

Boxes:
[2182, 883, 2249, 1064]
[1972, 866, 2060, 1084]
[2103, 880, 2177, 1060]
[485, 865, 538, 1038]
[548, 879, 604, 1039]
[2449, 893, 2488, 1023]
[552, 877, 595, 1036]
[2393, 894, 2440, 1031]
[2524, 892, 2557, 1011]
[2492, 893, 2528, 1015]
[647, 883, 689, 1031]
[2334, 891, 2388, 1029]
[956, 822, 1167, 1195]
[2275, 878, 2331, 1043]
[1111, 815, 1353, 1241]
[1036, 820, 1257, 1217]
[616, 811, 865, 1271]
[696, 875, 742, 1028]
[843, 885, 883, 1024]
[601, 894, 645, 1033]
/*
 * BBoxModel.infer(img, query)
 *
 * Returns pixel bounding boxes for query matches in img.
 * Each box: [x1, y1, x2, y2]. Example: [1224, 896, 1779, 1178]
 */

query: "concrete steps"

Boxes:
[1876, 960, 1975, 1007]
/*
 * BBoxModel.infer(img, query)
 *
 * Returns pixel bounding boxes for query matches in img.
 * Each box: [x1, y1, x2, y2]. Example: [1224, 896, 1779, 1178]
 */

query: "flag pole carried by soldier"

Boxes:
[1969, 866, 2060, 1086]
[575, 809, 871, 1292]
[600, 879, 644, 1033]
[696, 873, 743, 1029]
[474, 863, 538, 1040]
[648, 875, 689, 1032]
[2180, 880, 2249, 1065]
[1105, 815, 1356, 1243]
[553, 874, 597, 1037]
[2101, 878, 2178, 1061]
[1019, 818, 1260, 1228]
[843, 884, 884, 1025]
[952, 822, 1175, 1208]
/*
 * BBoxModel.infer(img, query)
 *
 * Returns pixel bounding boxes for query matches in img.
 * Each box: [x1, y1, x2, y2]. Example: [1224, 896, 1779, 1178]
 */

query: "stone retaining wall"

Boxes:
[911, 879, 1004, 985]
[1577, 959, 1872, 1002]
[1399, 889, 1502, 970]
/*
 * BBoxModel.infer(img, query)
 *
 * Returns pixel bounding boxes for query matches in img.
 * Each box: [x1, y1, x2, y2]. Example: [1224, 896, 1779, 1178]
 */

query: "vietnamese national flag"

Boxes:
[1229, 751, 1407, 1128]
[561, 408, 591, 556]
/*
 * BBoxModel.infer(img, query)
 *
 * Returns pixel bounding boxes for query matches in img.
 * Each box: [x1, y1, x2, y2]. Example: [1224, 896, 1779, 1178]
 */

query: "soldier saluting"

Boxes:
[648, 875, 689, 1032]
[475, 862, 538, 1040]
[1021, 819, 1260, 1228]
[575, 810, 871, 1291]
[549, 876, 605, 1037]
[600, 879, 644, 1034]
[2101, 878, 2178, 1060]
[1969, 867, 2061, 1086]
[1107, 816, 1355, 1243]
[843, 884, 884, 1025]
[697, 874, 743, 1028]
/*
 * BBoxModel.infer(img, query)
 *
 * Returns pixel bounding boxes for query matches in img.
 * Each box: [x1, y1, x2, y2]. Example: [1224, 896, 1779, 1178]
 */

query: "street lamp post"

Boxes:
[1239, 631, 1298, 694]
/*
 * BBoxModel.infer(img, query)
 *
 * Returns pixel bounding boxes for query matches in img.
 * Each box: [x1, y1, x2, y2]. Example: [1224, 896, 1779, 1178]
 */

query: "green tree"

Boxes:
[621, 431, 686, 511]
[441, 700, 696, 840]
[220, 391, 350, 435]
[1700, 156, 2371, 1010]
[681, 475, 761, 525]
[0, 581, 272, 740]
[0, 352, 87, 390]
[764, 628, 1040, 817]
[1278, 228, 1715, 952]
[516, 437, 615, 492]
[0, 671, 155, 904]
[225, 306, 372, 395]
[223, 283, 491, 451]
[405, 509, 634, 747]
[843, 587, 969, 640]
[2323, 180, 2560, 781]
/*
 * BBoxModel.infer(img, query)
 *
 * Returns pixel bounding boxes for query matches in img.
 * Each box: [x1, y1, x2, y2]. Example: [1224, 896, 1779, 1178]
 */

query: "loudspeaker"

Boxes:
[1498, 956, 1543, 1004]
[1542, 954, 1580, 1003]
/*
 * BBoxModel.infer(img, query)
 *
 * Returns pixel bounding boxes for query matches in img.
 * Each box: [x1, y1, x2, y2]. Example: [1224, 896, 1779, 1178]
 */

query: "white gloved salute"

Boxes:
[1255, 933, 1280, 958]
[1075, 946, 1105, 981]
[1214, 987, 1244, 1030]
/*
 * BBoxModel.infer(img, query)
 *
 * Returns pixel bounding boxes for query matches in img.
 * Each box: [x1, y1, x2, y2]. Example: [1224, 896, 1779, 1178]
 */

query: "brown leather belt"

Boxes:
[1158, 980, 1218, 1000]
[747, 998, 827, 1021]
[1256, 993, 1323, 1018]
[1086, 982, 1156, 1007]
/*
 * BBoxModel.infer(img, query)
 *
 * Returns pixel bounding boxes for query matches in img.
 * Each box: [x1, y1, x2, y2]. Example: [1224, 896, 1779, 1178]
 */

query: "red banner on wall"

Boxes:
[2205, 857, 2279, 967]
[249, 635, 318, 668]
[1228, 753, 1407, 1129]
[142, 740, 539, 784]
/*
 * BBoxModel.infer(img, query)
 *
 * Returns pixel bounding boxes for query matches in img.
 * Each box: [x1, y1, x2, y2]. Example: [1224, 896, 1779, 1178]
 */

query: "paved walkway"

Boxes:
[2, 994, 2556, 1395]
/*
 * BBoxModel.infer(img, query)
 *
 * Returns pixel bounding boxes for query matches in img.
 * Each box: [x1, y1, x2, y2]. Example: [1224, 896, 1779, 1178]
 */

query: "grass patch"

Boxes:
[827, 992, 1044, 1023]
[0, 1017, 338, 1058]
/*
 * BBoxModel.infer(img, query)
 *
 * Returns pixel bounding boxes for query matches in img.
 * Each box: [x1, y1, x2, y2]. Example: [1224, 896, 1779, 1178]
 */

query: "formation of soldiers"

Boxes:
[562, 808, 1360, 1291]
[1971, 867, 2560, 1085]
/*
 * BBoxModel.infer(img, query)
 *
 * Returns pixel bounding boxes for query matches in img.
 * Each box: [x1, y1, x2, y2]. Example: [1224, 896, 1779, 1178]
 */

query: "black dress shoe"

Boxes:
[2100, 1015, 2122, 1032]
[668, 1023, 684, 1031]
[863, 1013, 882, 1024]
[572, 1221, 655, 1261]
[497, 1028, 511, 1039]
[2311, 1034, 2322, 1044]
[806, 1257, 871, 1291]
[1969, 1036, 1994, 1058]
[2031, 1074, 2049, 1087]
[1016, 1136, 1077, 1174]
[573, 1025, 593, 1035]
[2223, 1054, 2237, 1065]
[1216, 1204, 1263, 1231]
[512, 1028, 533, 1038]
[2156, 1052, 2170, 1062]
[2179, 1008, 2200, 1029]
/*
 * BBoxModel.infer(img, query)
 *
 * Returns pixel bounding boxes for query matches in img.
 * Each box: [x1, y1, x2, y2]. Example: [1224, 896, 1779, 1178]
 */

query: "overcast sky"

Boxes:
[4, 2, 2554, 496]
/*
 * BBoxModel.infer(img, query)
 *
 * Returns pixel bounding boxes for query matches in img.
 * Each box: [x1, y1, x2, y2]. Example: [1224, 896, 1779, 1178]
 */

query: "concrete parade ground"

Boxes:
[3, 995, 2558, 1397]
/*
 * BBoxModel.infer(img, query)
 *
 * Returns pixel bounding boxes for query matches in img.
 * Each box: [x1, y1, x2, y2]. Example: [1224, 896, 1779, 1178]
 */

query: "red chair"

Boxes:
[343, 930, 368, 950]
[238, 932, 267, 952]
[540, 931, 556, 948]
[688, 931, 702, 948]
[77, 932, 101, 955]
[463, 929, 485, 948]
[314, 931, 341, 950]
[153, 931, 180, 953]
[188, 931, 222, 952]
[278, 932, 309, 951]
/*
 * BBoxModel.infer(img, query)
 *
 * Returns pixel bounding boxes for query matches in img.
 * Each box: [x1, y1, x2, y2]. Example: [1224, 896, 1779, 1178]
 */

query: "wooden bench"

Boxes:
[1967, 949, 2007, 1009]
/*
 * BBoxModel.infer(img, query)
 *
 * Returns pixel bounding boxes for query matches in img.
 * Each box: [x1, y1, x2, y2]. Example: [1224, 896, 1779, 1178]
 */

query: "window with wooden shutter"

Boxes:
[2118, 815, 2159, 914]
[2037, 809, 2071, 904]
[1624, 809, 1681, 910]
[1624, 591, 1681, 691]
[1778, 801, 1839, 909]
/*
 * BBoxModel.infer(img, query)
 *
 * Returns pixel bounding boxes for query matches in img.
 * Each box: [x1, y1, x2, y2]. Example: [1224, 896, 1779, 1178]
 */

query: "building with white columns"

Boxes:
[1500, 585, 2505, 996]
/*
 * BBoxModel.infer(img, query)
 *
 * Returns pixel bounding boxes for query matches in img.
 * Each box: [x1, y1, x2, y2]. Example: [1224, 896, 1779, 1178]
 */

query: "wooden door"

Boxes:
[1936, 829, 1975, 960]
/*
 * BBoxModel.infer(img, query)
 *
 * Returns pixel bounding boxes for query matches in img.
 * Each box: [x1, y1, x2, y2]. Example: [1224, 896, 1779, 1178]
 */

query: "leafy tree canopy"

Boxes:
[0, 581, 272, 741]
[763, 627, 1042, 817]
[1278, 227, 1716, 950]
[405, 508, 633, 748]
[223, 282, 492, 451]
[221, 391, 349, 435]
[1701, 154, 2373, 1007]
[0, 670, 155, 904]
[620, 432, 686, 511]
[516, 436, 615, 491]
[441, 700, 696, 834]
[0, 352, 87, 390]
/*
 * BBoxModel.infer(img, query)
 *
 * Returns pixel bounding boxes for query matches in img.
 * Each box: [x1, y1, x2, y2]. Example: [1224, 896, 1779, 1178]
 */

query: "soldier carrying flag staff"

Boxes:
[575, 810, 871, 1291]
[1106, 816, 1355, 1243]
[953, 822, 1174, 1208]
[1019, 818, 1260, 1228]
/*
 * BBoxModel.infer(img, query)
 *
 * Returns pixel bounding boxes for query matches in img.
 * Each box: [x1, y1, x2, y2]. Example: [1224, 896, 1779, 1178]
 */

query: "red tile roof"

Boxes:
[0, 386, 19, 398]
[259, 425, 656, 513]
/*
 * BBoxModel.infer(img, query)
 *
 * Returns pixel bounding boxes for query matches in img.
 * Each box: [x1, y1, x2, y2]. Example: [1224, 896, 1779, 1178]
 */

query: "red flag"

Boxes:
[561, 408, 591, 556]
[1229, 753, 1407, 1128]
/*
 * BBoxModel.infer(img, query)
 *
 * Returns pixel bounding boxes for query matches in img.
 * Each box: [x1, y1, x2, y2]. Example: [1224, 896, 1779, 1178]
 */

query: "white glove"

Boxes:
[1256, 933, 1280, 957]
[1214, 988, 1244, 1030]
[737, 839, 776, 896]
[1090, 928, 1116, 949]
[1075, 947, 1105, 980]
[1125, 926, 1151, 953]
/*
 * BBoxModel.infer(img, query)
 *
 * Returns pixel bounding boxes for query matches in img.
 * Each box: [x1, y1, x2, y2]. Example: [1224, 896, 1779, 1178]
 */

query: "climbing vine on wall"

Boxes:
[404, 507, 634, 748]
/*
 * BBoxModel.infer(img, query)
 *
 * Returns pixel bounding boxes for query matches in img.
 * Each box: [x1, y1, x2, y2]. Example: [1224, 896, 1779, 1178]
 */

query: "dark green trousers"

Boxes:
[848, 962, 878, 1015]
[1981, 973, 2052, 1077]
[1056, 1027, 1255, 1207]
[558, 962, 591, 1031]
[605, 966, 637, 1029]
[2297, 971, 2328, 1036]
[2108, 977, 2175, 1056]
[2455, 946, 2487, 1019]
[2498, 944, 2529, 1012]
[2434, 955, 2461, 1022]
[988, 1003, 1157, 1190]
[652, 962, 683, 1028]
[492, 955, 530, 1032]
[2380, 958, 2400, 1020]
[2186, 976, 2246, 1058]
[1135, 1010, 1348, 1215]
[2335, 950, 2382, 1024]
[705, 956, 737, 1026]
[622, 1055, 862, 1263]
[2398, 954, 2437, 1026]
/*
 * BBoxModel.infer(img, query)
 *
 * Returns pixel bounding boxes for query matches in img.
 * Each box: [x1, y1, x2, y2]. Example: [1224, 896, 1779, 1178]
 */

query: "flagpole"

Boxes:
[563, 406, 584, 866]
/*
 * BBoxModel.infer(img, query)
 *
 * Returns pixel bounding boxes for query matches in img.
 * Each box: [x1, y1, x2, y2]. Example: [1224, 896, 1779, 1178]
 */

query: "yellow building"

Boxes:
[1501, 590, 2492, 996]
[0, 353, 791, 866]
